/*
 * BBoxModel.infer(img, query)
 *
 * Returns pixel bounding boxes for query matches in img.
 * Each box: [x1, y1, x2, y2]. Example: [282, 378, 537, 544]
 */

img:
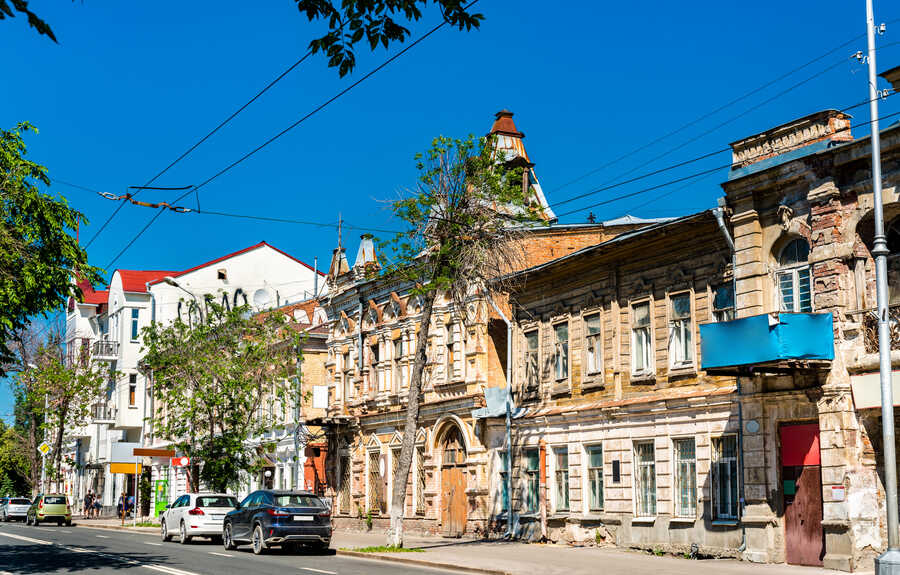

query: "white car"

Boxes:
[1, 498, 32, 521]
[161, 493, 237, 544]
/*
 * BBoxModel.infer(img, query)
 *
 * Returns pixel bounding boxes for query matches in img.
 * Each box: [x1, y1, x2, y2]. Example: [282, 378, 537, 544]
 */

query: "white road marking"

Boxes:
[60, 529, 73, 533]
[302, 568, 337, 575]
[143, 565, 202, 575]
[0, 531, 52, 545]
[68, 547, 92, 553]
[144, 541, 163, 546]
[95, 534, 109, 538]
[208, 551, 233, 557]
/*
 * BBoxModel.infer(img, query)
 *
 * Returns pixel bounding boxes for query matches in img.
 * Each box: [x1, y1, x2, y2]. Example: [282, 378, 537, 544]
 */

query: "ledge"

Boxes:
[630, 516, 656, 524]
[741, 515, 777, 526]
[668, 517, 696, 525]
[580, 379, 605, 393]
[711, 519, 739, 527]
[550, 383, 570, 396]
[629, 373, 656, 385]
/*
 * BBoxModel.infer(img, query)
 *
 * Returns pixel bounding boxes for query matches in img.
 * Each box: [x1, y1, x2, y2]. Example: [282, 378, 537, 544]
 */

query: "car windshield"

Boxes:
[197, 496, 237, 508]
[44, 496, 66, 505]
[273, 494, 323, 508]
[11, 498, 30, 504]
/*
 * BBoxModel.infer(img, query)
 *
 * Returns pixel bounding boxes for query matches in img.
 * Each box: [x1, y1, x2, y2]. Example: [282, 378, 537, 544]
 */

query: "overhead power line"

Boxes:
[82, 50, 315, 249]
[103, 3, 477, 272]
[556, 107, 900, 219]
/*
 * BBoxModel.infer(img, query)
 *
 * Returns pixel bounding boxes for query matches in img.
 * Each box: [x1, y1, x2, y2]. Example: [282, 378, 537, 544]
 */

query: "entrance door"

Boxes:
[440, 426, 468, 537]
[780, 423, 824, 566]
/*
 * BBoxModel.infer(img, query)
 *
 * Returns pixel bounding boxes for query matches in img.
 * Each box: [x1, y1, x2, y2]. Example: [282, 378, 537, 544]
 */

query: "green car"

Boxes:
[26, 494, 72, 526]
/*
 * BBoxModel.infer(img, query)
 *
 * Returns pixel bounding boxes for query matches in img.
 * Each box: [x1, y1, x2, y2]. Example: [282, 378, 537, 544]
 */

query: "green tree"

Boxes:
[378, 134, 544, 547]
[294, 0, 483, 76]
[142, 302, 300, 493]
[0, 419, 30, 496]
[0, 122, 101, 374]
[0, 1, 58, 41]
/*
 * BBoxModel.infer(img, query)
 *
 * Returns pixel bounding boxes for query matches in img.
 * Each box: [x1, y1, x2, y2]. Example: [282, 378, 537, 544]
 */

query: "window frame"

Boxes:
[392, 337, 403, 392]
[130, 308, 140, 341]
[523, 447, 539, 514]
[551, 446, 570, 513]
[342, 350, 354, 401]
[584, 444, 604, 513]
[775, 238, 813, 313]
[633, 441, 657, 518]
[630, 300, 654, 377]
[552, 321, 569, 383]
[667, 292, 694, 370]
[712, 284, 735, 322]
[711, 435, 740, 521]
[128, 373, 137, 407]
[523, 328, 540, 392]
[583, 312, 603, 377]
[672, 437, 697, 519]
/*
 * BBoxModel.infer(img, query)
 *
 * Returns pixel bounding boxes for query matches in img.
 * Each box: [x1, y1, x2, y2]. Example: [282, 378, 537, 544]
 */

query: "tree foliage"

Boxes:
[142, 302, 301, 493]
[378, 134, 544, 546]
[294, 0, 483, 76]
[0, 0, 59, 42]
[0, 122, 102, 374]
[0, 419, 30, 496]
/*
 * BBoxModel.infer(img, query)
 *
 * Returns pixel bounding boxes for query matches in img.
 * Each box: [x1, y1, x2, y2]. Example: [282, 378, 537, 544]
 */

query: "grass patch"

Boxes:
[342, 545, 425, 553]
[129, 521, 158, 527]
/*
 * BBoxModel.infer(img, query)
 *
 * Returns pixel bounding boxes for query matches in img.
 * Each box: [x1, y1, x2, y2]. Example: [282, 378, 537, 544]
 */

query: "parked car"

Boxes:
[1, 497, 32, 521]
[223, 490, 331, 555]
[161, 493, 237, 544]
[26, 494, 72, 526]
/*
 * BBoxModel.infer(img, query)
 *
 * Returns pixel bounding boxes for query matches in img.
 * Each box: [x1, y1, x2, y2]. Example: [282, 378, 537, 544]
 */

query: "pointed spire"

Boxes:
[354, 234, 379, 270]
[328, 214, 350, 282]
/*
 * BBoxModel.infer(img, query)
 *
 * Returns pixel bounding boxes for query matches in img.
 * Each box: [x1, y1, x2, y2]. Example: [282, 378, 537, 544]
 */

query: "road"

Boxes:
[0, 520, 455, 575]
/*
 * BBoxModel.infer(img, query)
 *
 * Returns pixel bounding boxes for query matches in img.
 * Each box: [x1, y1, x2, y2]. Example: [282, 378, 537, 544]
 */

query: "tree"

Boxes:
[0, 419, 30, 496]
[0, 122, 101, 374]
[294, 0, 483, 76]
[0, 1, 58, 42]
[378, 134, 544, 547]
[142, 302, 300, 493]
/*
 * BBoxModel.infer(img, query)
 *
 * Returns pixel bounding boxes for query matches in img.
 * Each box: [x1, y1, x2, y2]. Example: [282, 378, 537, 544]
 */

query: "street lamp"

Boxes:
[26, 362, 49, 494]
[163, 276, 201, 324]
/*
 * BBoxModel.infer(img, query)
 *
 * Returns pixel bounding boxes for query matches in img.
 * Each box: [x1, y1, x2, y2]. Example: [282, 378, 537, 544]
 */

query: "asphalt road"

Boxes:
[0, 520, 454, 575]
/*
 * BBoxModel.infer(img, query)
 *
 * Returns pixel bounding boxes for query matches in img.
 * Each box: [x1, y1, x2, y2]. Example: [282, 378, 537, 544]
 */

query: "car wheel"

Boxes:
[65, 520, 72, 527]
[211, 535, 223, 545]
[179, 521, 192, 544]
[251, 524, 267, 555]
[312, 541, 330, 554]
[57, 520, 63, 526]
[161, 521, 171, 542]
[223, 523, 237, 550]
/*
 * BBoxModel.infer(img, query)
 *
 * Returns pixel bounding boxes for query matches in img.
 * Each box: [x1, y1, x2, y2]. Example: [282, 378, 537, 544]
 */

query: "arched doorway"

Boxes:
[439, 424, 468, 537]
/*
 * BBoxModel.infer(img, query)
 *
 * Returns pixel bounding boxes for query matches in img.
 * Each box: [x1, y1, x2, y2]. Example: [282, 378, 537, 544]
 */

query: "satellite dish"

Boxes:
[253, 289, 271, 308]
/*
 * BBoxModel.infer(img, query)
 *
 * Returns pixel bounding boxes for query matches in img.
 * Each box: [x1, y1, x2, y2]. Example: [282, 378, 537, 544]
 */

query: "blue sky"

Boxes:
[1, 0, 899, 419]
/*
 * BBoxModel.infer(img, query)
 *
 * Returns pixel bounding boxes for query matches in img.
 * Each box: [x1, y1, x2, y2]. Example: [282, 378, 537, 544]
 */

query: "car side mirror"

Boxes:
[234, 503, 241, 510]
[165, 504, 171, 509]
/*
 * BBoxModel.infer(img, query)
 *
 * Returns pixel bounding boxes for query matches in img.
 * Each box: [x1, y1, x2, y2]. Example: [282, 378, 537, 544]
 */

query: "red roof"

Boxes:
[146, 241, 324, 286]
[75, 279, 108, 305]
[489, 109, 523, 138]
[118, 270, 179, 293]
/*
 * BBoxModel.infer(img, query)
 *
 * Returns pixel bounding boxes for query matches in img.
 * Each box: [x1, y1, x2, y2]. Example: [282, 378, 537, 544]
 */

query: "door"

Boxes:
[235, 492, 259, 539]
[781, 423, 824, 566]
[439, 426, 468, 537]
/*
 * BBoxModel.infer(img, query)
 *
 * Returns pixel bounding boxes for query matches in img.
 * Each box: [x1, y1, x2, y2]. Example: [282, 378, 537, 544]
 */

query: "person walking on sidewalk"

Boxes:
[83, 491, 93, 519]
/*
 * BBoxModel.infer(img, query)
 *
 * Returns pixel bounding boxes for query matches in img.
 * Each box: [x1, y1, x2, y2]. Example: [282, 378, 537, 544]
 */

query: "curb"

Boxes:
[336, 549, 510, 575]
[75, 523, 158, 534]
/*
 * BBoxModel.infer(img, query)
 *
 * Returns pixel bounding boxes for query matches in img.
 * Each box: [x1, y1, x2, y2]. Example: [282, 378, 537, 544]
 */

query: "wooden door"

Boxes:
[440, 426, 468, 537]
[780, 423, 824, 566]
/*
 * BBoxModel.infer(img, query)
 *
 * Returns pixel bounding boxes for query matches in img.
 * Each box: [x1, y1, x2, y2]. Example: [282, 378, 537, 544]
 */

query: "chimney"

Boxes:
[880, 65, 900, 92]
[729, 109, 853, 170]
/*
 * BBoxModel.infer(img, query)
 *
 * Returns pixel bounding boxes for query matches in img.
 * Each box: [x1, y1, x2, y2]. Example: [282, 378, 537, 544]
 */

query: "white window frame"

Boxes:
[672, 437, 697, 518]
[583, 312, 603, 376]
[668, 292, 694, 370]
[583, 444, 604, 513]
[776, 266, 812, 312]
[130, 308, 140, 341]
[551, 446, 570, 513]
[633, 441, 657, 517]
[631, 301, 654, 376]
[553, 322, 569, 382]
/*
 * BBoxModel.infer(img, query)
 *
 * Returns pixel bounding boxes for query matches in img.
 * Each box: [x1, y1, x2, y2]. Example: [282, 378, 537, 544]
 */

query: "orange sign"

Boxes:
[110, 462, 142, 474]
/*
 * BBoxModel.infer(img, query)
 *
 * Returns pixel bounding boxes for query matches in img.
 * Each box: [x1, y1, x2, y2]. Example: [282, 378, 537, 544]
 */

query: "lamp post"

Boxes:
[162, 276, 201, 324]
[27, 362, 48, 494]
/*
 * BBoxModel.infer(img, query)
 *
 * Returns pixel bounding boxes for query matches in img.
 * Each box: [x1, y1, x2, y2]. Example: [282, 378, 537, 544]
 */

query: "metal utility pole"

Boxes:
[293, 345, 303, 491]
[868, 1, 900, 572]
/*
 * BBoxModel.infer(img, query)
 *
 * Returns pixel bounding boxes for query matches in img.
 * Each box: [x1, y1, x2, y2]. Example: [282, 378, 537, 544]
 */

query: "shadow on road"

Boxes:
[0, 543, 175, 574]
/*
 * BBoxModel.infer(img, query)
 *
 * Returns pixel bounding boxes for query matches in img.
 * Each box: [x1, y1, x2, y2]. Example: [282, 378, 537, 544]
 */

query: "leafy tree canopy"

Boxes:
[0, 0, 59, 42]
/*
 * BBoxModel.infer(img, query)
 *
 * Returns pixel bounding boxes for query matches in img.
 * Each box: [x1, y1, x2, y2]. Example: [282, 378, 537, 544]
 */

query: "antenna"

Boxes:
[337, 212, 343, 249]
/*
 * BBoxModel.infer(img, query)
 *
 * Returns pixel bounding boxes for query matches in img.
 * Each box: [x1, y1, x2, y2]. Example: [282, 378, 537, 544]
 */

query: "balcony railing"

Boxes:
[91, 340, 119, 359]
[91, 403, 116, 423]
[851, 304, 900, 354]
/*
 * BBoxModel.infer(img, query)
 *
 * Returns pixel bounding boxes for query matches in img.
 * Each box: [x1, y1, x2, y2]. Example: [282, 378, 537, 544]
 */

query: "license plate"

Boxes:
[293, 515, 313, 521]
[211, 515, 223, 520]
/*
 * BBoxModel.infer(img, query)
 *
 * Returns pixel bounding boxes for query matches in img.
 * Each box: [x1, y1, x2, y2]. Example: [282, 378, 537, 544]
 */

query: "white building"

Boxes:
[63, 241, 325, 514]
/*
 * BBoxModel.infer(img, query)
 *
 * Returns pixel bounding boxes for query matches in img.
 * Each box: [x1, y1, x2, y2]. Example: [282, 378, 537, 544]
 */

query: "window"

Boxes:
[391, 448, 401, 513]
[669, 294, 693, 368]
[712, 436, 739, 520]
[553, 447, 569, 512]
[584, 313, 602, 375]
[776, 238, 812, 312]
[338, 455, 352, 515]
[553, 323, 569, 381]
[631, 302, 652, 374]
[713, 284, 735, 322]
[445, 324, 456, 382]
[368, 451, 383, 513]
[634, 442, 656, 517]
[130, 308, 139, 340]
[393, 338, 402, 391]
[524, 330, 539, 390]
[586, 445, 604, 512]
[128, 374, 137, 406]
[415, 445, 426, 515]
[499, 450, 509, 512]
[343, 350, 353, 400]
[673, 438, 697, 518]
[524, 448, 539, 513]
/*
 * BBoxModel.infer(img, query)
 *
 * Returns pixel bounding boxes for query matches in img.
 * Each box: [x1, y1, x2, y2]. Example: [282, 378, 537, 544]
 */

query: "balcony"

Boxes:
[700, 312, 834, 375]
[91, 402, 116, 424]
[91, 340, 119, 360]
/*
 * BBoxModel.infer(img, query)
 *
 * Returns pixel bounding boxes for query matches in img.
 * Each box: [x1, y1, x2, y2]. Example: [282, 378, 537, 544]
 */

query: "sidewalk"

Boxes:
[332, 530, 872, 575]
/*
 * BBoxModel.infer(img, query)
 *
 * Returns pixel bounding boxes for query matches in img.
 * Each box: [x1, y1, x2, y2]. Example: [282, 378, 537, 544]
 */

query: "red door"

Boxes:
[780, 423, 824, 566]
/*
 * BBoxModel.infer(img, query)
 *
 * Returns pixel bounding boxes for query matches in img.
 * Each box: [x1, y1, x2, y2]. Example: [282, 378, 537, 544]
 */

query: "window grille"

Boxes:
[368, 451, 383, 513]
[587, 445, 604, 511]
[673, 438, 697, 518]
[712, 436, 739, 520]
[669, 294, 693, 367]
[415, 445, 426, 515]
[584, 314, 602, 375]
[338, 455, 351, 515]
[634, 442, 656, 517]
[631, 302, 652, 374]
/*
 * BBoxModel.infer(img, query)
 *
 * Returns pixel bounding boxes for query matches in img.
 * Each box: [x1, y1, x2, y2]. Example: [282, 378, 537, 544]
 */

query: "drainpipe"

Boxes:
[488, 297, 514, 538]
[713, 201, 747, 554]
[313, 257, 319, 299]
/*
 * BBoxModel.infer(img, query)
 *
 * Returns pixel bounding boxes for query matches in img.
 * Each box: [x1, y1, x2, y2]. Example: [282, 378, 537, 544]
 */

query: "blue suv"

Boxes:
[223, 490, 331, 555]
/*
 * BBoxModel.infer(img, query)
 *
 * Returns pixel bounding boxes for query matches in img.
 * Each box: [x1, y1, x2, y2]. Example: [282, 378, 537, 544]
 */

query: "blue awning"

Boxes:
[472, 386, 525, 419]
[700, 312, 834, 370]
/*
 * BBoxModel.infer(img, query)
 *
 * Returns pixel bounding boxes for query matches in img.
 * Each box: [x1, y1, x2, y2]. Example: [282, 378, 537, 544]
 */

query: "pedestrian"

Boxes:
[93, 497, 102, 518]
[83, 491, 93, 519]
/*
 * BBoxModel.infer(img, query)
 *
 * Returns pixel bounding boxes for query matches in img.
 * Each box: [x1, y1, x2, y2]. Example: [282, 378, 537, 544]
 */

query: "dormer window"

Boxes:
[217, 269, 227, 280]
[776, 238, 812, 312]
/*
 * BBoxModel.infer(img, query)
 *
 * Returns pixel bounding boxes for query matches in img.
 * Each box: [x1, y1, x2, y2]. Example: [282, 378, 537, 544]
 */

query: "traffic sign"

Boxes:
[171, 456, 190, 467]
[37, 442, 50, 456]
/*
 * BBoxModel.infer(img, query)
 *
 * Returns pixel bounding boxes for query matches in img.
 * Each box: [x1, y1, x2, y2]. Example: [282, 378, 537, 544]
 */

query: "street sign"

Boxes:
[171, 456, 190, 467]
[133, 448, 175, 458]
[37, 442, 50, 456]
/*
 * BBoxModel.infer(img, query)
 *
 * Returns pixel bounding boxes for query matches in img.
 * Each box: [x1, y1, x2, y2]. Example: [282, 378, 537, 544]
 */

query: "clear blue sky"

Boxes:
[1, 0, 899, 420]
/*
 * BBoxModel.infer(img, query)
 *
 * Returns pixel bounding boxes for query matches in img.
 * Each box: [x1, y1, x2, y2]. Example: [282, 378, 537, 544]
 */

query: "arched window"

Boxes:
[776, 238, 812, 312]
